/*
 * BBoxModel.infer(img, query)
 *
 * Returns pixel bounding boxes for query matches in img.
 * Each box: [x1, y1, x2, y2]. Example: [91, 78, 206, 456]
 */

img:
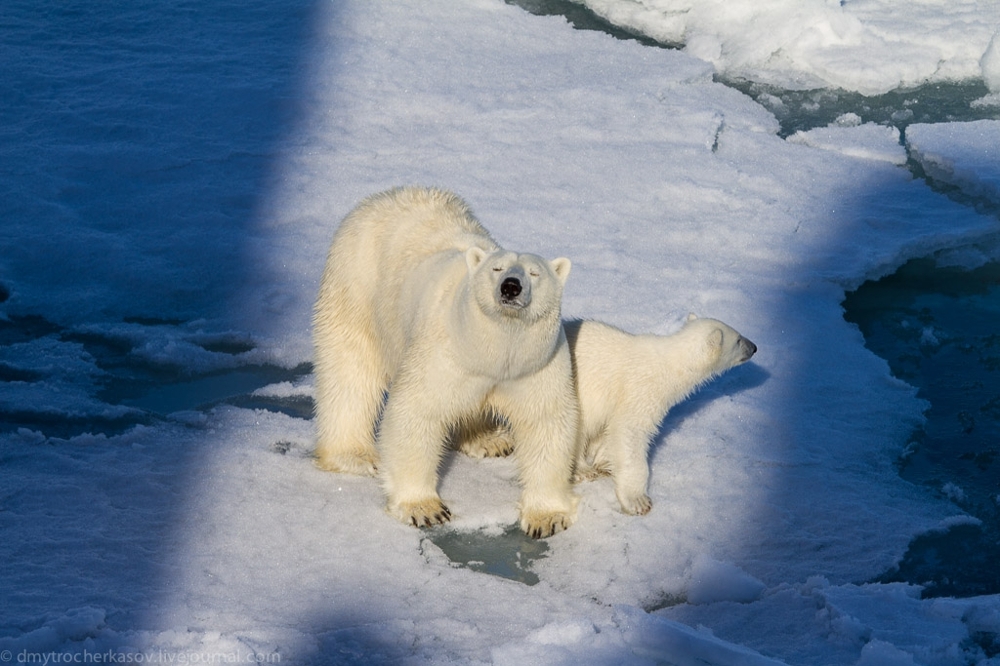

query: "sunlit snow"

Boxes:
[3, 1, 1000, 664]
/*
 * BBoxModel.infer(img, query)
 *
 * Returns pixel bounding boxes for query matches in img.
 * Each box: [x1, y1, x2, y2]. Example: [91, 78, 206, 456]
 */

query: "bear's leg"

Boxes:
[605, 421, 655, 516]
[494, 366, 580, 538]
[312, 329, 384, 477]
[377, 369, 471, 527]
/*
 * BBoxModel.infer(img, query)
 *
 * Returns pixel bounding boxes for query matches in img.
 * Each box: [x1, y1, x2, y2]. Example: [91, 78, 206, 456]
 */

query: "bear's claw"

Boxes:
[410, 505, 452, 528]
[394, 498, 452, 528]
[520, 509, 575, 539]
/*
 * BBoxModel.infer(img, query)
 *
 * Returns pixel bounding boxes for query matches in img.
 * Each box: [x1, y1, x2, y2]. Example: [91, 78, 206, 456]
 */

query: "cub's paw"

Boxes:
[314, 450, 379, 477]
[619, 492, 652, 516]
[572, 461, 609, 483]
[519, 508, 576, 539]
[458, 432, 514, 459]
[391, 498, 453, 528]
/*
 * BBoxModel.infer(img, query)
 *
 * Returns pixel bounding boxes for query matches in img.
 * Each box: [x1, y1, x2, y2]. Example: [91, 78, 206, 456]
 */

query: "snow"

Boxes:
[574, 0, 1000, 96]
[2, 0, 1000, 664]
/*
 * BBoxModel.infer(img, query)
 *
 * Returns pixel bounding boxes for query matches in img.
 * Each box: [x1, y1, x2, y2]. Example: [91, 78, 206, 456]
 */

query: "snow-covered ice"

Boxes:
[3, 1, 1000, 664]
[907, 119, 1000, 208]
[573, 0, 1000, 96]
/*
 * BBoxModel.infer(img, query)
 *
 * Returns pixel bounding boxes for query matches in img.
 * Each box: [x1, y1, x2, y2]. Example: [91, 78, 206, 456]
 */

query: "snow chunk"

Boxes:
[982, 30, 1000, 93]
[686, 555, 766, 605]
[856, 639, 917, 666]
[942, 482, 966, 503]
[577, 0, 1000, 95]
[906, 120, 1000, 207]
[788, 122, 905, 164]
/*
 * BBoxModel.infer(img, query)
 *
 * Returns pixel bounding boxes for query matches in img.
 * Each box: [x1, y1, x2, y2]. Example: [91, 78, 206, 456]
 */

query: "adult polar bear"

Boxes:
[313, 187, 579, 538]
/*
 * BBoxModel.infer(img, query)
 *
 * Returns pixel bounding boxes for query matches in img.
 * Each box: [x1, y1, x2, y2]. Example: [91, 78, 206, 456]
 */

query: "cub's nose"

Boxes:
[500, 277, 522, 300]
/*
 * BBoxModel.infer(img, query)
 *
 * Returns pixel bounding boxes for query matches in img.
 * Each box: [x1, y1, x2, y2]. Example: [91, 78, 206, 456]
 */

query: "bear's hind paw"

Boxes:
[314, 450, 379, 477]
[392, 498, 452, 528]
[458, 434, 514, 459]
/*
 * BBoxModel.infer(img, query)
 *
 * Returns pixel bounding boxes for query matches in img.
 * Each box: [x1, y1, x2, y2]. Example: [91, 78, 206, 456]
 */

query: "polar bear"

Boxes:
[313, 187, 579, 538]
[566, 315, 757, 515]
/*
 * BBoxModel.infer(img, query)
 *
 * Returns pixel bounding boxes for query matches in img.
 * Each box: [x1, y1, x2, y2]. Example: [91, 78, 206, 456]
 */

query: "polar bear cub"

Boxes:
[567, 315, 757, 515]
[313, 187, 580, 538]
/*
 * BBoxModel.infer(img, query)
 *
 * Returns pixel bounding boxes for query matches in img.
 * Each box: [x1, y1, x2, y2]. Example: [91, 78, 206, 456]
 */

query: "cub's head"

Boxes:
[682, 314, 757, 374]
[465, 247, 571, 322]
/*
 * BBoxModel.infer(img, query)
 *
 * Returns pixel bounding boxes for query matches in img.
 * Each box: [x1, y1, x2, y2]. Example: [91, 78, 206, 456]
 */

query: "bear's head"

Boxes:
[465, 247, 571, 323]
[683, 314, 757, 374]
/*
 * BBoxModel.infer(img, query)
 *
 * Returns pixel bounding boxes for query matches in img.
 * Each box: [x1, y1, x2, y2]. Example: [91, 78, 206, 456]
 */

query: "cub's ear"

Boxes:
[707, 327, 724, 354]
[550, 257, 572, 284]
[466, 246, 488, 271]
[687, 313, 698, 322]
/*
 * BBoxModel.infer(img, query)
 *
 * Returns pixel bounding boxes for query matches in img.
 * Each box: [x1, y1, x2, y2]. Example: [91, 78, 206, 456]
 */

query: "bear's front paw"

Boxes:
[391, 498, 453, 528]
[314, 449, 379, 477]
[519, 508, 576, 539]
[619, 493, 652, 516]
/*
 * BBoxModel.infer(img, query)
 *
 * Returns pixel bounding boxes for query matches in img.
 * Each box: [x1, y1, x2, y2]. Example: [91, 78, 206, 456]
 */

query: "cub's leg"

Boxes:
[604, 420, 656, 516]
[572, 430, 612, 483]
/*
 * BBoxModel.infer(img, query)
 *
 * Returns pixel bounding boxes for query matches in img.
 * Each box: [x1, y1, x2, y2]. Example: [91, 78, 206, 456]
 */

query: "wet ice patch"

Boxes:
[424, 525, 549, 586]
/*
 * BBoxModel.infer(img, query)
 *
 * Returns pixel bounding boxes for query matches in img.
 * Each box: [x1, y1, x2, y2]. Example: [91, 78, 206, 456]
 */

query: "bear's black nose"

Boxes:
[500, 277, 522, 300]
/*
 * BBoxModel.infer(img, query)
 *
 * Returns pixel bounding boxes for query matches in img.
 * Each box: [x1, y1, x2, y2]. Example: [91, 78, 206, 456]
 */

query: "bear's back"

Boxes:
[337, 187, 498, 267]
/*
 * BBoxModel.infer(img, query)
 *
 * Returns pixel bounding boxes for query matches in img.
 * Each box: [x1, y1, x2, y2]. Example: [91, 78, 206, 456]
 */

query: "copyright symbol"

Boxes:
[1, 650, 12, 662]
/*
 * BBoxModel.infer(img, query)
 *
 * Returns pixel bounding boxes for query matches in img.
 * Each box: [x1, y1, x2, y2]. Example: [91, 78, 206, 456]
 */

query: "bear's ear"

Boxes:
[687, 313, 698, 322]
[550, 257, 572, 284]
[466, 246, 488, 271]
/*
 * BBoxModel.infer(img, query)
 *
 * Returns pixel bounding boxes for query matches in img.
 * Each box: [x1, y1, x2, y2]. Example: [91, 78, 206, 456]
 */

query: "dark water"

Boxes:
[845, 257, 1000, 597]
[0, 313, 312, 438]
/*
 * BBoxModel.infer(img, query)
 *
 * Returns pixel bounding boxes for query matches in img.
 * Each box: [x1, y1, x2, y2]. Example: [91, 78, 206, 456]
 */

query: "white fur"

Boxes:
[567, 314, 757, 515]
[313, 186, 579, 538]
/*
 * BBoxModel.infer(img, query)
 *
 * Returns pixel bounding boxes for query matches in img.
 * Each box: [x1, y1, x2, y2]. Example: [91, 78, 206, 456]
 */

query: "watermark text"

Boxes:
[1, 650, 280, 665]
